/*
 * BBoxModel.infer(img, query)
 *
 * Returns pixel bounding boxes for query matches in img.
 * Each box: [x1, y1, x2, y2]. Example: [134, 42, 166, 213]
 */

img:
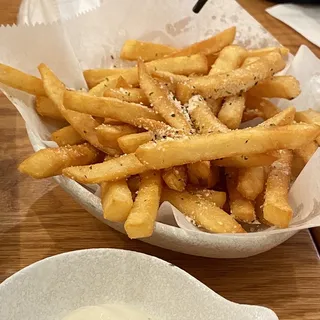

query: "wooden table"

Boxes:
[0, 1, 319, 319]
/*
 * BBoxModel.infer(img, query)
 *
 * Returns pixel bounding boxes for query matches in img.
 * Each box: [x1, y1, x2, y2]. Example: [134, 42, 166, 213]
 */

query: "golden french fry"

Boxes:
[212, 153, 278, 168]
[118, 132, 154, 154]
[35, 96, 64, 120]
[136, 124, 320, 169]
[38, 63, 117, 154]
[51, 125, 85, 146]
[63, 153, 146, 184]
[241, 56, 260, 67]
[188, 95, 229, 133]
[151, 70, 188, 84]
[294, 141, 318, 164]
[63, 90, 162, 125]
[84, 54, 208, 88]
[124, 171, 162, 239]
[19, 143, 100, 179]
[248, 76, 301, 99]
[96, 123, 137, 151]
[101, 179, 133, 222]
[162, 166, 187, 191]
[226, 168, 256, 222]
[237, 166, 265, 201]
[242, 109, 264, 122]
[168, 26, 236, 57]
[185, 186, 226, 208]
[104, 118, 123, 125]
[138, 59, 192, 133]
[247, 46, 289, 58]
[88, 74, 125, 97]
[218, 93, 246, 129]
[176, 52, 285, 103]
[0, 63, 46, 96]
[161, 188, 245, 233]
[295, 109, 320, 126]
[258, 106, 295, 127]
[263, 150, 293, 228]
[295, 109, 320, 145]
[104, 87, 149, 105]
[133, 118, 183, 138]
[245, 95, 280, 119]
[120, 40, 176, 62]
[209, 45, 247, 75]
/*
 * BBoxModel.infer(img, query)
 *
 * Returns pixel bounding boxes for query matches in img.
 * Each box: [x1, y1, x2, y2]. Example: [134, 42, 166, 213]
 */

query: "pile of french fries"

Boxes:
[1, 26, 320, 238]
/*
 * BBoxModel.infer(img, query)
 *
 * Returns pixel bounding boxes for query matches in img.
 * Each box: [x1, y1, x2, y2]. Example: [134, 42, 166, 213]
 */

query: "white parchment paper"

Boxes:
[1, 0, 320, 237]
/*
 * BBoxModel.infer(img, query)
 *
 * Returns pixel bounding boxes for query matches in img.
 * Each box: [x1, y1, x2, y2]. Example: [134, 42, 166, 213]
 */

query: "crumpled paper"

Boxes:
[266, 3, 320, 48]
[1, 0, 320, 237]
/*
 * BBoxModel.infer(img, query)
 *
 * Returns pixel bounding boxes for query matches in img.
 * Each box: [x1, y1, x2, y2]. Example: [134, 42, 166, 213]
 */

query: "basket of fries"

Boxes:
[1, 0, 320, 258]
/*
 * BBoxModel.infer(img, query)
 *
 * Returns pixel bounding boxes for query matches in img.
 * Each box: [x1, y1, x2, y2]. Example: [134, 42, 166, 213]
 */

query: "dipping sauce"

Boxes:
[62, 304, 153, 320]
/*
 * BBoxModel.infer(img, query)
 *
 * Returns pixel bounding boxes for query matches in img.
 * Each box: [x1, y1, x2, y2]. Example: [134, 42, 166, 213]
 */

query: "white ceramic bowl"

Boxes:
[27, 128, 298, 258]
[0, 249, 279, 320]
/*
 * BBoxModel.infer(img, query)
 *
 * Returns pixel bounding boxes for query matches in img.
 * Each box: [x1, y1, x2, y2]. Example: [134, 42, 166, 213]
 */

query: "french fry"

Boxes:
[151, 70, 188, 84]
[295, 109, 320, 145]
[295, 109, 320, 126]
[186, 186, 226, 208]
[162, 166, 187, 191]
[51, 125, 85, 146]
[104, 118, 123, 125]
[237, 166, 265, 201]
[96, 123, 137, 150]
[161, 188, 245, 233]
[63, 153, 147, 184]
[176, 52, 285, 103]
[120, 40, 176, 62]
[133, 118, 183, 138]
[124, 171, 162, 239]
[168, 26, 236, 57]
[0, 63, 46, 96]
[135, 124, 320, 169]
[38, 63, 119, 154]
[263, 150, 293, 228]
[101, 179, 133, 222]
[84, 54, 209, 88]
[188, 95, 229, 133]
[247, 46, 289, 58]
[88, 74, 125, 97]
[212, 153, 278, 168]
[225, 168, 256, 222]
[218, 93, 246, 129]
[245, 95, 280, 119]
[209, 45, 247, 75]
[63, 90, 162, 125]
[241, 56, 260, 67]
[19, 143, 100, 179]
[104, 87, 149, 105]
[35, 96, 64, 120]
[258, 106, 295, 127]
[248, 76, 301, 99]
[294, 141, 318, 164]
[118, 132, 154, 154]
[138, 59, 192, 133]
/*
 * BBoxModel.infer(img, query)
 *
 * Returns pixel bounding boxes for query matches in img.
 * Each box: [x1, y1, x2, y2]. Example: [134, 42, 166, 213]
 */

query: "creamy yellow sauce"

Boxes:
[62, 304, 152, 320]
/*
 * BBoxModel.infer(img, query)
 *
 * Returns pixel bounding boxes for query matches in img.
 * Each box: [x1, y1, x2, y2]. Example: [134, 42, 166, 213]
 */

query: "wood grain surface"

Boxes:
[0, 1, 320, 319]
